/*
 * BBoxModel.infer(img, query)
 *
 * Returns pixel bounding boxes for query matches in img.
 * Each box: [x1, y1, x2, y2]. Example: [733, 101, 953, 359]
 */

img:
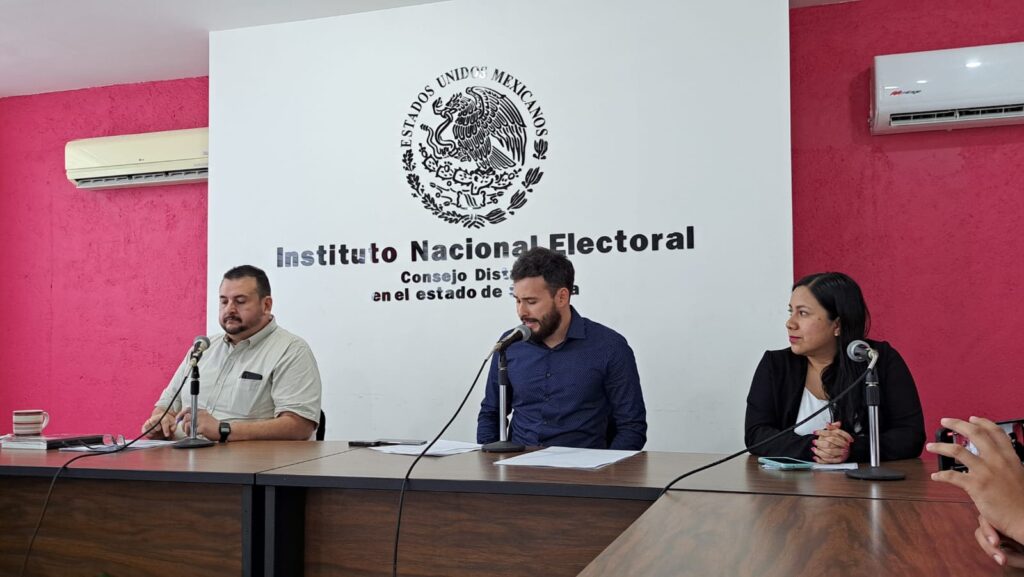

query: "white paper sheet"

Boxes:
[811, 463, 858, 471]
[59, 440, 176, 452]
[494, 446, 640, 469]
[369, 439, 480, 457]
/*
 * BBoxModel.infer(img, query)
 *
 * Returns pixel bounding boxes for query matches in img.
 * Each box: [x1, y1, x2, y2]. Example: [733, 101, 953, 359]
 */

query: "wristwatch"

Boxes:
[218, 421, 232, 443]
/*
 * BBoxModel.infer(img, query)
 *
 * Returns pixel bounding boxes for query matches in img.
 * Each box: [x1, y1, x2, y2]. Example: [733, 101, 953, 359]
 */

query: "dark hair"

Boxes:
[223, 265, 271, 299]
[793, 272, 871, 429]
[511, 248, 574, 296]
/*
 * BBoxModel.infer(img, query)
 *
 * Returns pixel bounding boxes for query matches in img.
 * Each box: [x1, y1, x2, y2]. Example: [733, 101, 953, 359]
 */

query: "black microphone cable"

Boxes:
[391, 350, 492, 577]
[659, 367, 870, 497]
[18, 371, 190, 577]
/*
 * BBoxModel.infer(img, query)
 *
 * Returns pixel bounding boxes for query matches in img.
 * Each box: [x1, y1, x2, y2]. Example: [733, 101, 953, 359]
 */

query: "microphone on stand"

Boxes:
[482, 325, 532, 453]
[844, 339, 904, 481]
[175, 335, 215, 449]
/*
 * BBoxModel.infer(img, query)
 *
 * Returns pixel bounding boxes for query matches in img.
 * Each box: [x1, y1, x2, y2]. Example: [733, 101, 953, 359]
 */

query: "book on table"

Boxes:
[1, 434, 105, 450]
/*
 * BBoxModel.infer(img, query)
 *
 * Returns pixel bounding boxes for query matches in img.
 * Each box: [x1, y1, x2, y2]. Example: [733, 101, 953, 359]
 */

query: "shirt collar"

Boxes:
[564, 306, 586, 341]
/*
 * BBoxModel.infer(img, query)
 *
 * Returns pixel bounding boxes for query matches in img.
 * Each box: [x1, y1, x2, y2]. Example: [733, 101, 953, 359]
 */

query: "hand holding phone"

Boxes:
[934, 418, 1024, 472]
[928, 417, 1024, 561]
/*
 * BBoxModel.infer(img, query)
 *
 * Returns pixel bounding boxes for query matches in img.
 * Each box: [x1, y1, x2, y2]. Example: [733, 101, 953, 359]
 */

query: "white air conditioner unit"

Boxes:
[65, 127, 209, 189]
[870, 42, 1024, 135]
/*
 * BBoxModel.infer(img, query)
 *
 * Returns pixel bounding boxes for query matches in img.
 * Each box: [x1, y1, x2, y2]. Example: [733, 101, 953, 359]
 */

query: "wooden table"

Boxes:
[578, 491, 994, 577]
[256, 449, 976, 577]
[1, 443, 998, 577]
[578, 456, 1019, 577]
[0, 441, 351, 577]
[258, 447, 666, 577]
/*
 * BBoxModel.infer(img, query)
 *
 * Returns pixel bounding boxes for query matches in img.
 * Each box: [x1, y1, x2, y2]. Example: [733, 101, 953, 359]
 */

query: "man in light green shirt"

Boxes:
[142, 265, 322, 442]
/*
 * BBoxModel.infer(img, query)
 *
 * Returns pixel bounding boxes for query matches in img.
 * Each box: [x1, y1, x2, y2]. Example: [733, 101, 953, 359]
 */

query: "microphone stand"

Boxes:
[174, 360, 215, 449]
[482, 350, 524, 453]
[846, 358, 903, 480]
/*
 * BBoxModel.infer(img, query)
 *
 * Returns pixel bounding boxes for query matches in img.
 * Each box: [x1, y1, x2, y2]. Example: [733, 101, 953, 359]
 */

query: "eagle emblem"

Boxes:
[400, 70, 548, 229]
[421, 87, 527, 171]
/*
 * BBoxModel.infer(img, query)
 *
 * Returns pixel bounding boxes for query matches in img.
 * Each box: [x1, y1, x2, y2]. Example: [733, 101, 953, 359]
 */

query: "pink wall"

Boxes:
[0, 78, 209, 436]
[2, 1, 1023, 443]
[791, 0, 1024, 438]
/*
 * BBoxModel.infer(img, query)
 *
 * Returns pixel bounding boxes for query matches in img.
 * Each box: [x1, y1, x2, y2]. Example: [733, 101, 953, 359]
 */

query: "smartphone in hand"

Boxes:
[935, 419, 1024, 472]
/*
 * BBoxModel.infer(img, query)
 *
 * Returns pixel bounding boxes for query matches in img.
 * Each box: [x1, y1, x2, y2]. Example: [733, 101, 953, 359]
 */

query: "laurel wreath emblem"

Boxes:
[402, 144, 545, 229]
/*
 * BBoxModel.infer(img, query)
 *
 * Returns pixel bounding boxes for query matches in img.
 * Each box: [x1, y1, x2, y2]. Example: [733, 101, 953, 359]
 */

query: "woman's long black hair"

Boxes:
[793, 272, 871, 431]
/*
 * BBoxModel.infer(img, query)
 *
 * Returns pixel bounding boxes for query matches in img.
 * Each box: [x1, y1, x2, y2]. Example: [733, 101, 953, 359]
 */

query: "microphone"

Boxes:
[188, 335, 211, 367]
[494, 325, 531, 352]
[177, 335, 216, 449]
[844, 339, 901, 480]
[846, 339, 878, 368]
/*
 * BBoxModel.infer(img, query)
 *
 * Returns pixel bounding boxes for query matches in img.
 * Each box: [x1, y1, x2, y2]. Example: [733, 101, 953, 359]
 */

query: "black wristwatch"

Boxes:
[218, 421, 232, 443]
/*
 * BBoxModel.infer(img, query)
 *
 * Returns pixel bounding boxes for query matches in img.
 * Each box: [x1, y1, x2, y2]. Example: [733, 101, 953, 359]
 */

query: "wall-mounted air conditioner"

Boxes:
[65, 127, 208, 189]
[871, 42, 1024, 135]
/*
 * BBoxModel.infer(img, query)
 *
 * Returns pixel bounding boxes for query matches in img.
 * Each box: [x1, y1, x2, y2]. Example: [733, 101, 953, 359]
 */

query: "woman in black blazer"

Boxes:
[744, 272, 925, 463]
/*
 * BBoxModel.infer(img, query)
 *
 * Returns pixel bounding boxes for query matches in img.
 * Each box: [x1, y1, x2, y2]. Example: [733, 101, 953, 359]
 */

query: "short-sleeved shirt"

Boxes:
[155, 317, 322, 425]
[476, 307, 647, 450]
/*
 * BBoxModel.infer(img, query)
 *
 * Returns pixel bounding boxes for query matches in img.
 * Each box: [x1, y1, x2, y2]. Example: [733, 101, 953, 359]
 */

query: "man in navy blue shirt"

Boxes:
[476, 248, 647, 450]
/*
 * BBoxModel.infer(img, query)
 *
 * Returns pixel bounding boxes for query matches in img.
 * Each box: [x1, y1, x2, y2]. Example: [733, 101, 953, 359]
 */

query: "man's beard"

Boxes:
[221, 315, 248, 335]
[527, 308, 562, 344]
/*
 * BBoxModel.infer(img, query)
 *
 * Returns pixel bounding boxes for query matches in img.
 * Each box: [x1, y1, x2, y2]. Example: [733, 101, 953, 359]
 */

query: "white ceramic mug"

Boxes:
[13, 410, 49, 436]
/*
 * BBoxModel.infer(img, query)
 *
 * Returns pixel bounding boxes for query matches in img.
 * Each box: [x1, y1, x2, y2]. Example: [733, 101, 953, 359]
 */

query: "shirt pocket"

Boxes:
[225, 376, 268, 418]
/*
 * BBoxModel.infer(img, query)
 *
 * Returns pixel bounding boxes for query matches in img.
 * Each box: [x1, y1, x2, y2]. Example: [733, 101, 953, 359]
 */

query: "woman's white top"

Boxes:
[793, 387, 832, 436]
